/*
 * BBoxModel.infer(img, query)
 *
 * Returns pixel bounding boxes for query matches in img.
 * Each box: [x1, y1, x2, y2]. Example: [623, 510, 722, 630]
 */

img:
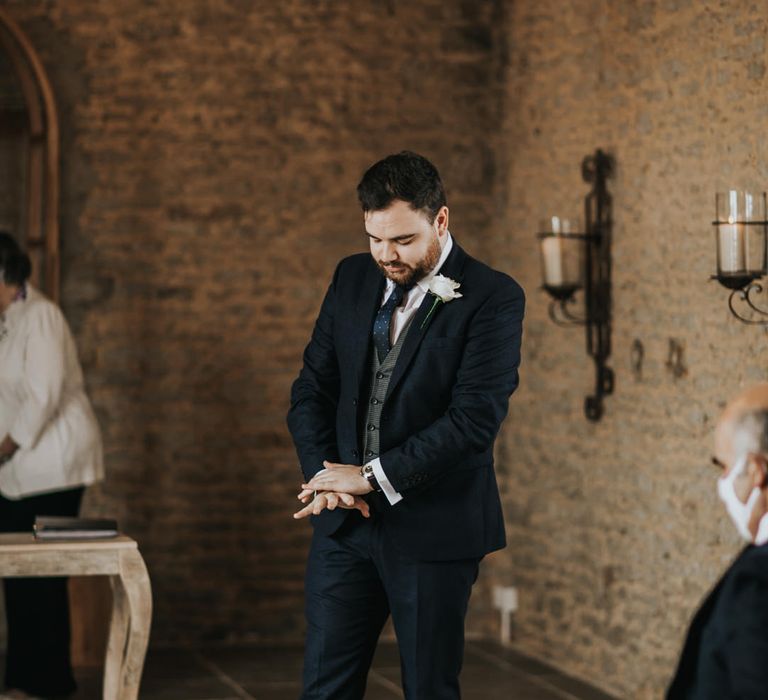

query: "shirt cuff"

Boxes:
[369, 458, 403, 505]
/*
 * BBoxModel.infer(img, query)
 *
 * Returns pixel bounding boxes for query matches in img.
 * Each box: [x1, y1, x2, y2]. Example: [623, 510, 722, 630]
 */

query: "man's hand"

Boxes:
[302, 460, 374, 495]
[293, 490, 370, 520]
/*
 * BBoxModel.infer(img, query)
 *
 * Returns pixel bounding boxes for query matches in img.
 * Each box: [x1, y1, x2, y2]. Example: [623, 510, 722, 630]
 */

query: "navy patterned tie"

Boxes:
[372, 285, 406, 362]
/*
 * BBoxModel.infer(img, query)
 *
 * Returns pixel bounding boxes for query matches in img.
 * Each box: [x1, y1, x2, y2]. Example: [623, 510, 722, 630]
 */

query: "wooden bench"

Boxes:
[0, 534, 152, 700]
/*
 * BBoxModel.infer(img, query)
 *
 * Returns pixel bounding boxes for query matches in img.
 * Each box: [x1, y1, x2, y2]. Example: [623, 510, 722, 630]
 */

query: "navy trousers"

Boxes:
[302, 513, 480, 700]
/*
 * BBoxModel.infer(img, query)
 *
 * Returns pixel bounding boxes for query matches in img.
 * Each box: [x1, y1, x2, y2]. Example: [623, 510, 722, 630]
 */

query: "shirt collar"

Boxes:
[384, 232, 454, 296]
[3, 284, 32, 323]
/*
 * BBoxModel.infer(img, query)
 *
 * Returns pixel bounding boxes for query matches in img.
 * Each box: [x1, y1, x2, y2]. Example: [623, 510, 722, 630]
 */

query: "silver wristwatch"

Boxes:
[360, 464, 382, 493]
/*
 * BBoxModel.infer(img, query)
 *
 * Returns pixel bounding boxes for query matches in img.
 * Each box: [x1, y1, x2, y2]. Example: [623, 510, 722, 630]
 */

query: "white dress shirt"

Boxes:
[369, 233, 454, 505]
[0, 286, 104, 498]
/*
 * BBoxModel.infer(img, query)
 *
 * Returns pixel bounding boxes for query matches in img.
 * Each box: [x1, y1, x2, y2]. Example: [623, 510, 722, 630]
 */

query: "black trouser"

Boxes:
[0, 487, 84, 697]
[302, 514, 481, 700]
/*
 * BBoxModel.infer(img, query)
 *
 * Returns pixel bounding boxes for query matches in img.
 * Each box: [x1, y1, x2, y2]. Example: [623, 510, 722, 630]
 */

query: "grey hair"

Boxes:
[732, 409, 768, 457]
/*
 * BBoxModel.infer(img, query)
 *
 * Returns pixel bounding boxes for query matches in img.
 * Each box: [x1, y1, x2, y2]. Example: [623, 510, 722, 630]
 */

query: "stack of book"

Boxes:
[33, 516, 119, 540]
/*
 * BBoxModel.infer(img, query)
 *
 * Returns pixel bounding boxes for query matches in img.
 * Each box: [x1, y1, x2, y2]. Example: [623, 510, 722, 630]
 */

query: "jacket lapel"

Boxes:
[385, 241, 468, 401]
[352, 260, 385, 392]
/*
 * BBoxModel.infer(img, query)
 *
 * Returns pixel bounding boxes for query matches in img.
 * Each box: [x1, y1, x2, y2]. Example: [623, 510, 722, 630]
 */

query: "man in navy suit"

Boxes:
[287, 151, 524, 699]
[667, 383, 768, 698]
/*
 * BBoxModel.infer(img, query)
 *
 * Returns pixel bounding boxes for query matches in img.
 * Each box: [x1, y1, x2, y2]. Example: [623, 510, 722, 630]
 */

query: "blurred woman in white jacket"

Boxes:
[0, 232, 103, 699]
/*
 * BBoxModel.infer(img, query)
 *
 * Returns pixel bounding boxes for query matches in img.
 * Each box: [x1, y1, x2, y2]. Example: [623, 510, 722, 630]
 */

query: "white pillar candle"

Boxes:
[718, 221, 745, 273]
[541, 236, 564, 286]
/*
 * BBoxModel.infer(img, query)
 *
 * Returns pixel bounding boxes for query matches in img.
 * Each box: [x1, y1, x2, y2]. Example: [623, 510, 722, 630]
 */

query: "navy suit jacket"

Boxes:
[287, 240, 525, 561]
[667, 544, 768, 699]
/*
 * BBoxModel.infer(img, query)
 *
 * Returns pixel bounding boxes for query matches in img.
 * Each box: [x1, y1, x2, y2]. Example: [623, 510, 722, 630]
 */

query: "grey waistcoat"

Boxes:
[361, 315, 416, 462]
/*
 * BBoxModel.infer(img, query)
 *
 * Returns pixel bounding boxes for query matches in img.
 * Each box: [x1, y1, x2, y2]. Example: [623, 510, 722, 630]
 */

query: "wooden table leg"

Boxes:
[103, 549, 152, 700]
[104, 573, 128, 699]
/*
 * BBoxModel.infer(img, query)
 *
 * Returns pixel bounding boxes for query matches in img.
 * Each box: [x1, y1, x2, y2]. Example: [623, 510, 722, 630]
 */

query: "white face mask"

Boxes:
[718, 455, 763, 542]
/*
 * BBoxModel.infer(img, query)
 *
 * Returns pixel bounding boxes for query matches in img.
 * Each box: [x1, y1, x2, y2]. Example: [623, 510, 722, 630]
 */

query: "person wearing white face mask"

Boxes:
[668, 383, 768, 699]
[717, 452, 768, 546]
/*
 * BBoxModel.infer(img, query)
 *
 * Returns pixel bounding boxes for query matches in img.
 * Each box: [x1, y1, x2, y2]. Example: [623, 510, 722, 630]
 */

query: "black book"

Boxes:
[33, 516, 119, 540]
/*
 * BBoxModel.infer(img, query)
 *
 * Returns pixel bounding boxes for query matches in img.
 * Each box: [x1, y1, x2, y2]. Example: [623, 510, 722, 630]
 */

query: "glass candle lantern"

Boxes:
[714, 191, 767, 289]
[538, 216, 585, 299]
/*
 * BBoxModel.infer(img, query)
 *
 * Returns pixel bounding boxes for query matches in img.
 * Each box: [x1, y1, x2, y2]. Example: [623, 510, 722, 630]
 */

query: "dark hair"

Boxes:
[0, 231, 32, 285]
[356, 151, 447, 223]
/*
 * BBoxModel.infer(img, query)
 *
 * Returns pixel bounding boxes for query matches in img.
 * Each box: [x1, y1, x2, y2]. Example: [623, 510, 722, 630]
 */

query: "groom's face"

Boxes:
[366, 199, 449, 287]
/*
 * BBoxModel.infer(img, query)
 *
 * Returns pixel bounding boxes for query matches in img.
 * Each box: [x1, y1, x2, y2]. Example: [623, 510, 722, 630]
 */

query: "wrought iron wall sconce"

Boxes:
[537, 149, 615, 421]
[711, 190, 768, 325]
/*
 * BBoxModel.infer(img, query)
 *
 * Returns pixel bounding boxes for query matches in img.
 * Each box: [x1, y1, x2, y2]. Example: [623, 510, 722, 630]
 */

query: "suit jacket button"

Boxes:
[367, 424, 376, 431]
[376, 371, 385, 379]
[366, 450, 375, 457]
[352, 398, 358, 406]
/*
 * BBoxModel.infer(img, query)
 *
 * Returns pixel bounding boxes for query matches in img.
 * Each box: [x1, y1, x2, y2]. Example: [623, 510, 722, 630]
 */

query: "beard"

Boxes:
[376, 234, 442, 288]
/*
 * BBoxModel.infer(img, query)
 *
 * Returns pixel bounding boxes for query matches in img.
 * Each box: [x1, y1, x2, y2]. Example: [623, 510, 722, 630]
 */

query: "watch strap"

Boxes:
[360, 464, 382, 493]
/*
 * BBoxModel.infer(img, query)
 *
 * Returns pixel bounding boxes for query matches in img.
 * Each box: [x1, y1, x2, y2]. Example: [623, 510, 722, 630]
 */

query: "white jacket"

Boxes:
[0, 286, 104, 498]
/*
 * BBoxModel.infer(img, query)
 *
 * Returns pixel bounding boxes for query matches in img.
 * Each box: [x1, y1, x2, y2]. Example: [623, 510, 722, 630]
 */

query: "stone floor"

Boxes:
[64, 639, 618, 700]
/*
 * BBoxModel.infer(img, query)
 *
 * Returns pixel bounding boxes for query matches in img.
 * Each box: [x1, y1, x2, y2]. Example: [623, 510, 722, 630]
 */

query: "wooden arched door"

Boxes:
[0, 8, 60, 302]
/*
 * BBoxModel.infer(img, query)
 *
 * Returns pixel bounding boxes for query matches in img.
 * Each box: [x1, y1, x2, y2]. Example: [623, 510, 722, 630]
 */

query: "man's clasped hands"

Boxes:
[293, 460, 374, 520]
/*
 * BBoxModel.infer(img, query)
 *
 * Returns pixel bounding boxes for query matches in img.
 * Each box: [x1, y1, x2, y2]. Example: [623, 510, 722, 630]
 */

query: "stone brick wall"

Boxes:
[483, 1, 768, 697]
[0, 0, 508, 646]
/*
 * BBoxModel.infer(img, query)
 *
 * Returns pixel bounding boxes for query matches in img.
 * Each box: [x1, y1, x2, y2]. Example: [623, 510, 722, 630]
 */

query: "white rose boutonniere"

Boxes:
[421, 274, 462, 328]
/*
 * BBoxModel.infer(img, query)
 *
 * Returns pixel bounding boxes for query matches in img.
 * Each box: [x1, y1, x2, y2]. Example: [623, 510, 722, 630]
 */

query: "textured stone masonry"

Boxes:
[484, 1, 768, 697]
